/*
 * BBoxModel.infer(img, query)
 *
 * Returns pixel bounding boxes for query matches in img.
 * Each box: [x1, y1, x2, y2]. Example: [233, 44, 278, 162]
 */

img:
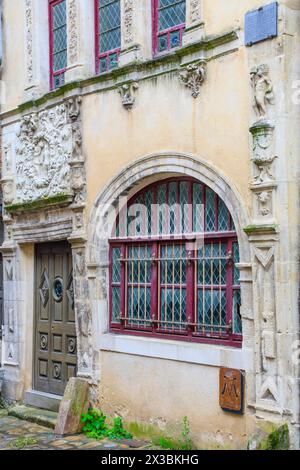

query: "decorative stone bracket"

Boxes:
[118, 82, 139, 109]
[179, 61, 207, 98]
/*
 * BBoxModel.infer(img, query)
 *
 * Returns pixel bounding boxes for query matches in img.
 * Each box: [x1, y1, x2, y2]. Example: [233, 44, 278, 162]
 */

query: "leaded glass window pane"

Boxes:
[110, 178, 242, 344]
[160, 244, 187, 331]
[233, 290, 242, 334]
[233, 242, 240, 285]
[205, 187, 216, 232]
[99, 0, 121, 53]
[52, 1, 67, 73]
[158, 0, 186, 31]
[127, 245, 152, 327]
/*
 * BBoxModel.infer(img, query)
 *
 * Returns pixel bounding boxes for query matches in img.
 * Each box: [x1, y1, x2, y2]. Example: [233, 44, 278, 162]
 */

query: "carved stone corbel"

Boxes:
[118, 82, 139, 109]
[179, 61, 207, 98]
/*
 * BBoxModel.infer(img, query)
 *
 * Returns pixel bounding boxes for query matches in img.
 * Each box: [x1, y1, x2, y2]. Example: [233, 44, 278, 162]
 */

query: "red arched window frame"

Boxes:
[49, 0, 68, 90]
[109, 178, 242, 347]
[152, 0, 186, 56]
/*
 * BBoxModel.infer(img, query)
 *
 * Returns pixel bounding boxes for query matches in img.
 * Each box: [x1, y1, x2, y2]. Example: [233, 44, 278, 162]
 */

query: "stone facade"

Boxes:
[0, 0, 300, 450]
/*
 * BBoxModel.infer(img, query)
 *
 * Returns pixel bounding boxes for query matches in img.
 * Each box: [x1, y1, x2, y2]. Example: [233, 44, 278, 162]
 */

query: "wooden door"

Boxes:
[34, 242, 76, 396]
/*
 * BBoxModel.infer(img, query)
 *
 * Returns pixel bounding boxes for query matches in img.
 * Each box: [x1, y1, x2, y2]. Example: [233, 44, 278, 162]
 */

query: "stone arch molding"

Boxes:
[88, 152, 251, 265]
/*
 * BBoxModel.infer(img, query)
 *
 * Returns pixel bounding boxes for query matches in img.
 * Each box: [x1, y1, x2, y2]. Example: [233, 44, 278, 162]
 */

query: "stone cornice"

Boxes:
[5, 193, 73, 215]
[0, 28, 240, 122]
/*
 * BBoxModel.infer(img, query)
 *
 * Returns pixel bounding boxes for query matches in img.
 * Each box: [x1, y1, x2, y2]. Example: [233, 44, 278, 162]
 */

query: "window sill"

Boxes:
[99, 333, 253, 370]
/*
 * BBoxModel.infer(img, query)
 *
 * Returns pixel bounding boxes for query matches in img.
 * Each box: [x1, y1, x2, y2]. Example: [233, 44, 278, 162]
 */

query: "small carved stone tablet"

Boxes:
[219, 368, 244, 413]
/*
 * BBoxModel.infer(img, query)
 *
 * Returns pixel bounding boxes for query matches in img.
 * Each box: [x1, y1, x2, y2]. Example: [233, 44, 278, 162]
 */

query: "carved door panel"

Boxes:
[34, 242, 76, 396]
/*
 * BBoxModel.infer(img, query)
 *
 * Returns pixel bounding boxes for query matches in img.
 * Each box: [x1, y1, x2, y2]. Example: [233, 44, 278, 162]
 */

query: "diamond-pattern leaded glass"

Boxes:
[197, 289, 226, 335]
[205, 187, 216, 232]
[112, 248, 121, 283]
[157, 184, 167, 234]
[233, 242, 240, 285]
[160, 244, 187, 331]
[99, 0, 121, 53]
[52, 1, 67, 73]
[180, 181, 189, 233]
[169, 182, 177, 234]
[158, 0, 186, 31]
[233, 290, 242, 334]
[218, 198, 230, 231]
[112, 287, 121, 322]
[193, 184, 204, 233]
[110, 178, 242, 342]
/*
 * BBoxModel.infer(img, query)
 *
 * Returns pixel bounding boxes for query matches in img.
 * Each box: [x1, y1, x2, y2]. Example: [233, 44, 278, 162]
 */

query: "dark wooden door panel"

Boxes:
[34, 242, 76, 396]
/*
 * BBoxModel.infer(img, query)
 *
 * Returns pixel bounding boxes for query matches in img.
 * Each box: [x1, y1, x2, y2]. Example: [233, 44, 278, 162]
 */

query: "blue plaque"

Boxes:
[245, 2, 278, 46]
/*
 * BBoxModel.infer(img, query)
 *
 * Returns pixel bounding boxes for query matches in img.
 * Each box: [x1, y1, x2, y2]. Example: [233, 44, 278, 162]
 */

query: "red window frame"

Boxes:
[109, 178, 242, 348]
[94, 0, 121, 74]
[49, 0, 67, 90]
[152, 0, 186, 56]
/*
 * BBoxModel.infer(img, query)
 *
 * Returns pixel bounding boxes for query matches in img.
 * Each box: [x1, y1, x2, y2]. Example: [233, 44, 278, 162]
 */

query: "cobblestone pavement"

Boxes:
[0, 412, 149, 451]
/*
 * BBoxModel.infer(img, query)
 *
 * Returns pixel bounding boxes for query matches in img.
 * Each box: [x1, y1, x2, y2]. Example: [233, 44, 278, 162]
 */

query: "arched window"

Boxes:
[109, 178, 242, 346]
[153, 0, 186, 55]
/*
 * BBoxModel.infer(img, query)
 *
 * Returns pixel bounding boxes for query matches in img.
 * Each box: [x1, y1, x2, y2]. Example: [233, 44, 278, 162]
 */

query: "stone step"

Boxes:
[8, 405, 57, 429]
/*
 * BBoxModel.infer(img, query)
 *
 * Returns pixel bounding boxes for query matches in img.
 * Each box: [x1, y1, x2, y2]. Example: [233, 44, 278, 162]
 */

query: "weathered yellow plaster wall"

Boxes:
[83, 48, 252, 216]
[100, 351, 248, 449]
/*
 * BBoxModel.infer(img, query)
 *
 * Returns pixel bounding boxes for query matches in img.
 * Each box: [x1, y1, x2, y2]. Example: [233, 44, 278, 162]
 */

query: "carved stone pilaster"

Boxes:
[249, 68, 277, 224]
[64, 0, 95, 82]
[23, 0, 49, 100]
[253, 243, 280, 410]
[69, 241, 93, 379]
[183, 0, 205, 46]
[24, 0, 34, 88]
[119, 0, 143, 66]
[67, 0, 79, 66]
[0, 244, 19, 368]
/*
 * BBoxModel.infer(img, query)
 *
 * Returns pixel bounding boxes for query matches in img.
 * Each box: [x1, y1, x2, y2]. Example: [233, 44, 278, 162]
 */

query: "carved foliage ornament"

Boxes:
[179, 61, 207, 98]
[25, 0, 33, 85]
[123, 0, 134, 45]
[68, 0, 79, 64]
[190, 0, 202, 24]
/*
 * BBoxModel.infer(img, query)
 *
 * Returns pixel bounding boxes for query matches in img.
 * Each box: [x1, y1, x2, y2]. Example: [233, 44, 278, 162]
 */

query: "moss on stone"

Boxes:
[243, 224, 279, 235]
[5, 193, 72, 214]
[8, 29, 238, 117]
[258, 424, 290, 451]
[127, 420, 196, 450]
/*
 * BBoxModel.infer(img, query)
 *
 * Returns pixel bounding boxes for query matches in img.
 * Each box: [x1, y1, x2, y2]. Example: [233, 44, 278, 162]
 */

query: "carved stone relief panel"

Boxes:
[15, 97, 84, 205]
[16, 105, 72, 202]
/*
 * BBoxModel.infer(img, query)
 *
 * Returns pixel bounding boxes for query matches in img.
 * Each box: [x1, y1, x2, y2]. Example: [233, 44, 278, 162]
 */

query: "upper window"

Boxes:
[109, 178, 242, 347]
[95, 0, 121, 74]
[49, 0, 68, 90]
[153, 0, 186, 55]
